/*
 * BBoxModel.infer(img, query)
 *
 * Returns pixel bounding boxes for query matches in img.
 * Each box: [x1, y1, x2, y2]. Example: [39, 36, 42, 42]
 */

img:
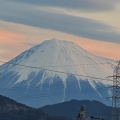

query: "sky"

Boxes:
[0, 0, 120, 64]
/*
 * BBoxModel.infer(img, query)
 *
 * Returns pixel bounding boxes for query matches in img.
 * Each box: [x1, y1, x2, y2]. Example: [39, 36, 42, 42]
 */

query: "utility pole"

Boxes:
[112, 60, 120, 120]
[77, 105, 86, 120]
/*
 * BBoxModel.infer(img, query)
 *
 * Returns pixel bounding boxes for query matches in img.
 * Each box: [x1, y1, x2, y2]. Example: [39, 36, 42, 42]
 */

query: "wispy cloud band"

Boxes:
[0, 0, 120, 43]
[8, 0, 120, 12]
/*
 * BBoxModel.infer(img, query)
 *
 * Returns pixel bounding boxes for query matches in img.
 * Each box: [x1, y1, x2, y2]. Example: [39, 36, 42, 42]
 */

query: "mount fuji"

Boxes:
[0, 39, 114, 107]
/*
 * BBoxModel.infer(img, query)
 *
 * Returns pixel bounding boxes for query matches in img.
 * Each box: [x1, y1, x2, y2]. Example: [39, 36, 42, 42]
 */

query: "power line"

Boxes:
[0, 60, 115, 68]
[0, 61, 113, 82]
[0, 60, 115, 119]
[0, 60, 113, 104]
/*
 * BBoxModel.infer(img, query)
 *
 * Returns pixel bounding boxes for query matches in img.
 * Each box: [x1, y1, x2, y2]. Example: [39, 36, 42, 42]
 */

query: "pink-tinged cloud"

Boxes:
[0, 30, 29, 61]
[75, 38, 120, 60]
[0, 30, 21, 40]
[0, 30, 119, 64]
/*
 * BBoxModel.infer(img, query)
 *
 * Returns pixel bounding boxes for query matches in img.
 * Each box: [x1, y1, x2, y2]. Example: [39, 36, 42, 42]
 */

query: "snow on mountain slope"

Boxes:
[0, 39, 115, 107]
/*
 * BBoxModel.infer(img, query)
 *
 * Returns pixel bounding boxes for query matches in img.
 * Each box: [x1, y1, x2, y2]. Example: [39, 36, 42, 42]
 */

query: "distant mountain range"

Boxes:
[0, 95, 71, 120]
[41, 99, 112, 120]
[0, 95, 113, 120]
[0, 39, 115, 107]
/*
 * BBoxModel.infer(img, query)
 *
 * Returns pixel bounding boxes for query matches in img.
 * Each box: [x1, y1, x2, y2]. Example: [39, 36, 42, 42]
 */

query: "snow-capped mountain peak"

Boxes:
[0, 39, 114, 107]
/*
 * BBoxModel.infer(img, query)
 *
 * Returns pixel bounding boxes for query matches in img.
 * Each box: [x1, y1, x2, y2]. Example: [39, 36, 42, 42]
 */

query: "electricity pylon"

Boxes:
[112, 60, 120, 120]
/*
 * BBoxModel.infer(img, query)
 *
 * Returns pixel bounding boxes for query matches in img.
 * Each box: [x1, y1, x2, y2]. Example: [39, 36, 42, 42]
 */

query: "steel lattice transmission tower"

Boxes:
[112, 60, 120, 120]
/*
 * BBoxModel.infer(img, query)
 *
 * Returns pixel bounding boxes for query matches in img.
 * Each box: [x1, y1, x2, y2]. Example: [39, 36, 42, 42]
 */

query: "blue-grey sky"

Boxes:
[6, 0, 120, 12]
[0, 0, 120, 43]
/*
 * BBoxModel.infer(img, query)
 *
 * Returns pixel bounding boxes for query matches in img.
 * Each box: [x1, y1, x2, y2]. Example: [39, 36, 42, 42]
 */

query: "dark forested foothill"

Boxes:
[0, 95, 72, 120]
